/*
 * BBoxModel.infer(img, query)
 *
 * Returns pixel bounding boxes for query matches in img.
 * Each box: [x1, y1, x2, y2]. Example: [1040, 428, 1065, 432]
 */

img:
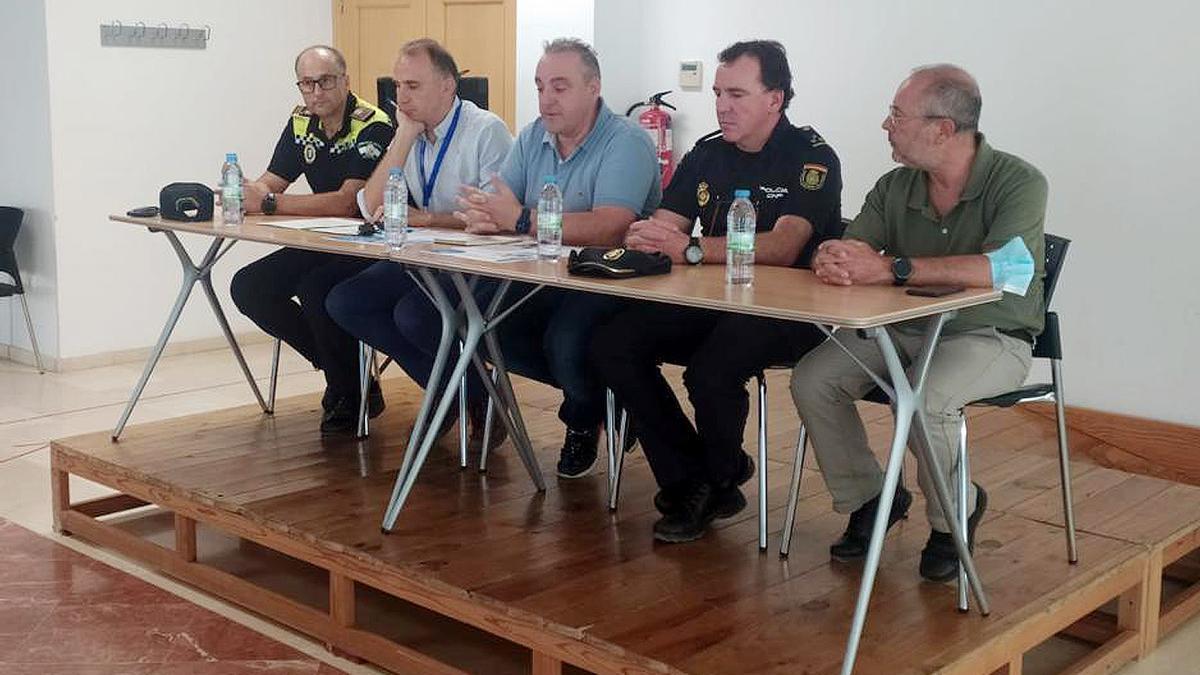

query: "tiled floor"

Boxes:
[1, 343, 1198, 674]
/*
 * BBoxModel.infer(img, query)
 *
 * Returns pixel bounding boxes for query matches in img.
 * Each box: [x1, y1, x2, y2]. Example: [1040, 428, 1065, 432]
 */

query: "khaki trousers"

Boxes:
[790, 325, 1032, 531]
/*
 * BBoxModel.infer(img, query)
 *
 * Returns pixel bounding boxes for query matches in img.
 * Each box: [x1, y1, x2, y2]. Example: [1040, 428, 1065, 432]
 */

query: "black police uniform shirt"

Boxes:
[267, 92, 395, 194]
[659, 116, 842, 267]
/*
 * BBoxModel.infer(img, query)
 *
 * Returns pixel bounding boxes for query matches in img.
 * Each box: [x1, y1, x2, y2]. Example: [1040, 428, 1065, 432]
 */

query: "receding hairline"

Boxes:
[295, 45, 346, 75]
[907, 64, 978, 99]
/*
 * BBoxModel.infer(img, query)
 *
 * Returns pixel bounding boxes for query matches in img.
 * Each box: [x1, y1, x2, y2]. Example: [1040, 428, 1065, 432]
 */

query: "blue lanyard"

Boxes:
[417, 100, 463, 209]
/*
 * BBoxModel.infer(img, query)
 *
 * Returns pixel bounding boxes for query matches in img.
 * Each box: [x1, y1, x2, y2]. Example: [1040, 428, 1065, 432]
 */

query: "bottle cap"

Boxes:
[226, 153, 237, 162]
[389, 167, 403, 179]
[543, 175, 558, 185]
[734, 189, 750, 198]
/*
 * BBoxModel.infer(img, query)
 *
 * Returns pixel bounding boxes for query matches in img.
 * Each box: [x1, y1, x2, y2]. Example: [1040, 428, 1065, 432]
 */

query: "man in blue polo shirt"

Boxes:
[457, 37, 660, 478]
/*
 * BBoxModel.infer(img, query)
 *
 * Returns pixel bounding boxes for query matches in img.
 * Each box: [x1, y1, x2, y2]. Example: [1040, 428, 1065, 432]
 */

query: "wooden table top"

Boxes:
[112, 213, 1001, 329]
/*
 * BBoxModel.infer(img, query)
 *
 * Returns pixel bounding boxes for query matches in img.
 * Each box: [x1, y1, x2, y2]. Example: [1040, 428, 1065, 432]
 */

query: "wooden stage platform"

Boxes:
[49, 374, 1200, 674]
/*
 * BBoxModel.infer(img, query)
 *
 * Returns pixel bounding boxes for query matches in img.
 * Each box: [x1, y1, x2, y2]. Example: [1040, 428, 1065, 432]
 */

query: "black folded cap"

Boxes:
[159, 182, 214, 222]
[567, 247, 672, 278]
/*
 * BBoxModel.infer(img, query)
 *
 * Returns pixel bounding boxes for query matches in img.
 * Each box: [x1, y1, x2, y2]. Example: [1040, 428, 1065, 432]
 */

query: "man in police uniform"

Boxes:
[793, 65, 1046, 582]
[231, 45, 395, 434]
[591, 40, 841, 543]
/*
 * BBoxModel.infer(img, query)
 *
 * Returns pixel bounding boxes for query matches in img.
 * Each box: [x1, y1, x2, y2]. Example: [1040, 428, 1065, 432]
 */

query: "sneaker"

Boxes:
[829, 485, 914, 561]
[919, 484, 988, 582]
[652, 481, 720, 543]
[654, 451, 754, 518]
[556, 427, 599, 478]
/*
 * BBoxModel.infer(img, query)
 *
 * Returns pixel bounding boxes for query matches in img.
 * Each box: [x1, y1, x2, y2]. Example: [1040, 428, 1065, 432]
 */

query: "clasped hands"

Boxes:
[812, 239, 892, 286]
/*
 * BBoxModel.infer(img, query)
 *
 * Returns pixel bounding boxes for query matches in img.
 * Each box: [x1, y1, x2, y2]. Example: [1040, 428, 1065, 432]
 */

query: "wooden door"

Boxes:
[334, 0, 517, 130]
[333, 0, 428, 107]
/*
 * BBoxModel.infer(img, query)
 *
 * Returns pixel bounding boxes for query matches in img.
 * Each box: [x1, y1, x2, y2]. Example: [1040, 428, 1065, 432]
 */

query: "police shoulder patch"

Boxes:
[292, 105, 310, 117]
[351, 106, 375, 122]
[357, 140, 384, 161]
[800, 163, 828, 191]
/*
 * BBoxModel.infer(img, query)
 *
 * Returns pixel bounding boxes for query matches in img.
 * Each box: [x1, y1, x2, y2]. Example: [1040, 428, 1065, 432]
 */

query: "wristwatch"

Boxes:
[891, 256, 913, 286]
[515, 207, 532, 235]
[684, 235, 704, 265]
[262, 192, 277, 215]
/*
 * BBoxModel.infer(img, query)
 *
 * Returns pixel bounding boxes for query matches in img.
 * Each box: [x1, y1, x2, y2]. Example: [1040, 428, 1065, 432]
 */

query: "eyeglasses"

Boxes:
[296, 74, 342, 93]
[886, 107, 949, 125]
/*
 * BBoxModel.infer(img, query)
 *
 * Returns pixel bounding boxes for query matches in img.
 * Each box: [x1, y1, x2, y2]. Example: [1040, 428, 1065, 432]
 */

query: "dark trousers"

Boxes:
[230, 248, 374, 397]
[591, 302, 825, 490]
[325, 261, 488, 409]
[498, 285, 627, 430]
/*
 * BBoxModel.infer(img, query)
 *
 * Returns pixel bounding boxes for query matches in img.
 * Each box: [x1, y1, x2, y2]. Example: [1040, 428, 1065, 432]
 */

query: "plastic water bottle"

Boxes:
[537, 175, 563, 260]
[220, 153, 244, 226]
[383, 168, 408, 252]
[726, 188, 756, 285]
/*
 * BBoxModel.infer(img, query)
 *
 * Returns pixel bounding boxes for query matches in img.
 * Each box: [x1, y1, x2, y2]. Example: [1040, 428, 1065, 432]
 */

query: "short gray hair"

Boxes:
[543, 38, 601, 81]
[911, 64, 981, 133]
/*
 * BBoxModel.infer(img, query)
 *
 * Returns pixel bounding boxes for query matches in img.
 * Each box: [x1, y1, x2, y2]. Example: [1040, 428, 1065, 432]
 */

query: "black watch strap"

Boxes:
[515, 207, 532, 235]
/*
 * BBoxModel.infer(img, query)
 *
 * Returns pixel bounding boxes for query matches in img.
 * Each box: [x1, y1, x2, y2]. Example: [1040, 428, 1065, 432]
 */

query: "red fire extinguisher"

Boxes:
[626, 91, 676, 189]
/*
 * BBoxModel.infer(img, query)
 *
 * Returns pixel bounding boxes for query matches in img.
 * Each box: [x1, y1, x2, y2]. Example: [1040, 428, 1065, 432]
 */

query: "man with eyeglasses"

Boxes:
[791, 64, 1047, 582]
[589, 40, 841, 543]
[230, 45, 395, 434]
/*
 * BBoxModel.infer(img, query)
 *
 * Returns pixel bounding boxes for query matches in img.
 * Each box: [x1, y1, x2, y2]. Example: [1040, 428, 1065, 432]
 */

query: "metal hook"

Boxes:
[157, 23, 168, 40]
[111, 20, 122, 38]
[203, 24, 212, 42]
[135, 21, 146, 38]
[178, 22, 190, 40]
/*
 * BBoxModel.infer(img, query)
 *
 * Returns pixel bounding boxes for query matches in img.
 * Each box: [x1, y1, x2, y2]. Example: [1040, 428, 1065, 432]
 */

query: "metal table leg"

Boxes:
[113, 232, 267, 440]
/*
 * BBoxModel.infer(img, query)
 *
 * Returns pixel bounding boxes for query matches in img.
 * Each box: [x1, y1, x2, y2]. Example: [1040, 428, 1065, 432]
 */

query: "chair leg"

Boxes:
[355, 343, 373, 438]
[458, 340, 469, 469]
[956, 415, 970, 613]
[478, 368, 499, 472]
[1052, 359, 1079, 564]
[605, 389, 618, 511]
[756, 373, 768, 552]
[779, 424, 808, 558]
[17, 293, 44, 373]
[267, 337, 281, 414]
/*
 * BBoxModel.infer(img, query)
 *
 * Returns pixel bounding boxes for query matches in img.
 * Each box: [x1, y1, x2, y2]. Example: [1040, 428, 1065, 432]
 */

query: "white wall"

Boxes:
[595, 0, 1200, 426]
[42, 0, 331, 359]
[514, 0, 593, 127]
[0, 0, 58, 362]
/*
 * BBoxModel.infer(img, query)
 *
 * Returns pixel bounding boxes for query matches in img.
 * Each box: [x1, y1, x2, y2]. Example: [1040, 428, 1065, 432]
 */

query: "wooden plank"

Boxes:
[60, 508, 467, 675]
[1022, 403, 1200, 487]
[50, 448, 70, 535]
[531, 651, 563, 675]
[1160, 583, 1200, 637]
[1058, 630, 1140, 675]
[331, 571, 356, 628]
[174, 513, 197, 562]
[1058, 611, 1118, 646]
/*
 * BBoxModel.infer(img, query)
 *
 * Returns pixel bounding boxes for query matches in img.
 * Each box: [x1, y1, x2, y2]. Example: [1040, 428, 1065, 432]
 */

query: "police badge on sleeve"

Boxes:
[357, 141, 384, 161]
[800, 164, 828, 191]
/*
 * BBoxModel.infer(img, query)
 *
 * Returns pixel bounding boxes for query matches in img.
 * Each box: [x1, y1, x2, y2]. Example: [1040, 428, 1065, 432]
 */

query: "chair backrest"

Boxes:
[1042, 233, 1070, 308]
[374, 75, 490, 126]
[1034, 233, 1070, 361]
[0, 207, 24, 290]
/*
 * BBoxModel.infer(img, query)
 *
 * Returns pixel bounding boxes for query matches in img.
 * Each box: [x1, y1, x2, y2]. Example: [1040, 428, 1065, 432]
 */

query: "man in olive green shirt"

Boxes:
[790, 64, 1047, 582]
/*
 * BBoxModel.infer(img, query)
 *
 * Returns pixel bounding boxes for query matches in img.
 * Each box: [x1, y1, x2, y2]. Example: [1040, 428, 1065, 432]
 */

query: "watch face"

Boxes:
[685, 245, 704, 264]
[892, 256, 912, 282]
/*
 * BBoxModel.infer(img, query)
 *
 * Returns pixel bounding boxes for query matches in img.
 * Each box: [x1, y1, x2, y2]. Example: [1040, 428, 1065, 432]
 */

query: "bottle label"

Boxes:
[539, 212, 562, 232]
[727, 230, 754, 253]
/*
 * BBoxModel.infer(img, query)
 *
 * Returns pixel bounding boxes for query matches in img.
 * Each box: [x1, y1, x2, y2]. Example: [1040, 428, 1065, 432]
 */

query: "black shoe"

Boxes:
[321, 387, 337, 412]
[320, 396, 358, 435]
[653, 481, 720, 543]
[829, 485, 914, 561]
[556, 427, 599, 478]
[654, 452, 754, 518]
[467, 399, 508, 454]
[920, 484, 988, 582]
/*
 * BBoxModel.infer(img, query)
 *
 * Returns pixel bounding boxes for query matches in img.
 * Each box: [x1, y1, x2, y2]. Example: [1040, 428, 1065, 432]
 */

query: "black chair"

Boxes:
[0, 207, 44, 373]
[375, 75, 490, 125]
[780, 233, 1077, 570]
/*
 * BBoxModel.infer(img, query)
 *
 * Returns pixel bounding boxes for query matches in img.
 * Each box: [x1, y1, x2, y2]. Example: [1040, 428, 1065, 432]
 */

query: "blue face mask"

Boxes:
[984, 236, 1035, 296]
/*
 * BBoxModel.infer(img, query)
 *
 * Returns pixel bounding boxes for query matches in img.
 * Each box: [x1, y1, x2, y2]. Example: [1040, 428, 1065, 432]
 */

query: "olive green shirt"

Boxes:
[845, 135, 1048, 338]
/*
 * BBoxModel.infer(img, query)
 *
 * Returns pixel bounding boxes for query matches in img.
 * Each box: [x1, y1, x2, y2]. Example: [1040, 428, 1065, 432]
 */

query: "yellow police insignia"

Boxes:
[350, 106, 373, 122]
[303, 143, 317, 164]
[602, 248, 625, 262]
[800, 164, 827, 191]
[697, 181, 711, 208]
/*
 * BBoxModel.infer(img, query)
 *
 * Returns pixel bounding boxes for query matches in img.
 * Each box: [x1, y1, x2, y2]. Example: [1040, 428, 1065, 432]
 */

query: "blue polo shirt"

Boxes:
[499, 100, 660, 217]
